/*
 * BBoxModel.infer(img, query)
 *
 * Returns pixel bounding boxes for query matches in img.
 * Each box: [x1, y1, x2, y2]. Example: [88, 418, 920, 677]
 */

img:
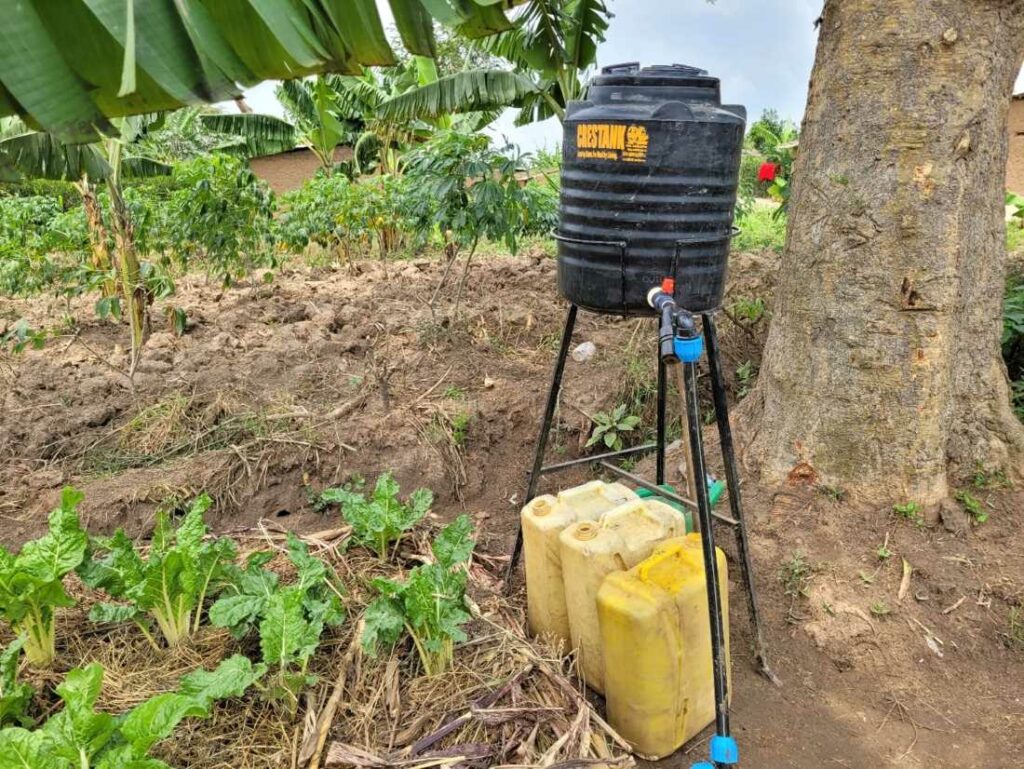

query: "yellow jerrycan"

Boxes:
[597, 534, 730, 760]
[522, 481, 637, 642]
[559, 498, 686, 694]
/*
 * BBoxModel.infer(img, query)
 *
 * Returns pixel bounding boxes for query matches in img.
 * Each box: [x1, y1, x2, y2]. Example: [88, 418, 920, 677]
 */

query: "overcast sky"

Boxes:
[238, 0, 1024, 153]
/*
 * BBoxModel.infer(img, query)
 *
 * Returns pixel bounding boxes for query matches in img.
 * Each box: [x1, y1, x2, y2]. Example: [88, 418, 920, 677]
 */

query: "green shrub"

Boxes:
[167, 154, 276, 284]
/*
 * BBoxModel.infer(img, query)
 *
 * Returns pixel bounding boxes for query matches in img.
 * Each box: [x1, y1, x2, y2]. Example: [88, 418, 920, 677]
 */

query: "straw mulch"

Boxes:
[19, 519, 636, 769]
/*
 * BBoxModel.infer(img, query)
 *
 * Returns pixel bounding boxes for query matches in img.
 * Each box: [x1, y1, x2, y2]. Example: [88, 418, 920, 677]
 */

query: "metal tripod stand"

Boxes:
[504, 301, 774, 684]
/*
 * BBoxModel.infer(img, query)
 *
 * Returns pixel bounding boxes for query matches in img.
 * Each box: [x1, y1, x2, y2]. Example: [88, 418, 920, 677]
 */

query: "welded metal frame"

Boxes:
[504, 303, 774, 682]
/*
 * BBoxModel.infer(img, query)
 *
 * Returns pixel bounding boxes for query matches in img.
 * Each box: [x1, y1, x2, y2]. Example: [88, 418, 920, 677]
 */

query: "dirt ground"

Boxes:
[1, 250, 1021, 768]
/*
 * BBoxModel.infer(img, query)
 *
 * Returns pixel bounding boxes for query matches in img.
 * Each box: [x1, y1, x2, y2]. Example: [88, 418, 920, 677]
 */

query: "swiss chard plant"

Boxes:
[0, 654, 263, 769]
[0, 487, 88, 667]
[79, 494, 238, 649]
[0, 637, 34, 728]
[362, 515, 475, 676]
[210, 534, 345, 715]
[320, 473, 433, 560]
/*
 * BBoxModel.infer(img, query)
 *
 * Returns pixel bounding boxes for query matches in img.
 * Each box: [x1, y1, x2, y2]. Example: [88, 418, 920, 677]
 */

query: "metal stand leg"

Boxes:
[679, 360, 731, 746]
[703, 313, 777, 683]
[505, 304, 578, 590]
[656, 355, 667, 486]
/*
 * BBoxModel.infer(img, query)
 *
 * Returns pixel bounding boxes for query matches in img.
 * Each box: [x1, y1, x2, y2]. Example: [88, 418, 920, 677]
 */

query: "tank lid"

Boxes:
[594, 62, 718, 89]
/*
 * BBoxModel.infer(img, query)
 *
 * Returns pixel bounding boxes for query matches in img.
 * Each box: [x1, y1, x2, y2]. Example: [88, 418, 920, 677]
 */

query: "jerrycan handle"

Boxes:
[636, 543, 685, 582]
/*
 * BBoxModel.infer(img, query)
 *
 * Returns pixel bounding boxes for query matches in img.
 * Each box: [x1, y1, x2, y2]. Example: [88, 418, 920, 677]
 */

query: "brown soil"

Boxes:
[1, 250, 1021, 768]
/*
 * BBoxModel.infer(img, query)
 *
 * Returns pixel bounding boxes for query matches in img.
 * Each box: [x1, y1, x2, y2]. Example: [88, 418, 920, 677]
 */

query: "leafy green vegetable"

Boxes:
[0, 637, 34, 727]
[363, 515, 475, 676]
[0, 488, 88, 667]
[210, 534, 345, 715]
[586, 404, 641, 451]
[321, 473, 433, 560]
[79, 495, 238, 648]
[0, 654, 262, 769]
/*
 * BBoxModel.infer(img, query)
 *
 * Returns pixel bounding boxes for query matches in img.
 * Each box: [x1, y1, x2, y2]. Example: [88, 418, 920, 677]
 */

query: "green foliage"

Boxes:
[0, 655, 262, 769]
[735, 361, 757, 399]
[363, 516, 475, 676]
[971, 463, 1010, 490]
[0, 637, 34, 727]
[0, 488, 88, 667]
[586, 404, 641, 451]
[79, 495, 238, 648]
[893, 501, 924, 526]
[404, 131, 555, 258]
[954, 490, 988, 524]
[733, 204, 787, 253]
[1, 320, 47, 354]
[275, 174, 353, 254]
[320, 473, 433, 560]
[869, 601, 891, 617]
[167, 155, 276, 286]
[779, 552, 812, 599]
[731, 296, 767, 324]
[1004, 278, 1024, 420]
[209, 534, 344, 715]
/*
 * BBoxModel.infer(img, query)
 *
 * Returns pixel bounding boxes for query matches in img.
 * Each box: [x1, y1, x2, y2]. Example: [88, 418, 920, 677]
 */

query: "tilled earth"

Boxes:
[1, 250, 1021, 768]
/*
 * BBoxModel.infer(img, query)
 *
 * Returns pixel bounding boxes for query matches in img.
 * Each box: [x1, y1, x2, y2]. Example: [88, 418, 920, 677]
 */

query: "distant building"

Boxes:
[1008, 95, 1024, 194]
[249, 146, 353, 194]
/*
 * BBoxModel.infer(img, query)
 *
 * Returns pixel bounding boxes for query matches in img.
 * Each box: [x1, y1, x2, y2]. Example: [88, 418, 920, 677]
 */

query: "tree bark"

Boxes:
[742, 0, 1024, 505]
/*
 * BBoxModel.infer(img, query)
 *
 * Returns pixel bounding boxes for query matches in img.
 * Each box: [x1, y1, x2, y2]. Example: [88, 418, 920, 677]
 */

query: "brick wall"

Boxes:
[249, 146, 354, 194]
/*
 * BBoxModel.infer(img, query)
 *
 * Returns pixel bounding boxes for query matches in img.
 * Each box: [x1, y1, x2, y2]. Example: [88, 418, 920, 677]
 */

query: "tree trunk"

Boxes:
[742, 0, 1024, 505]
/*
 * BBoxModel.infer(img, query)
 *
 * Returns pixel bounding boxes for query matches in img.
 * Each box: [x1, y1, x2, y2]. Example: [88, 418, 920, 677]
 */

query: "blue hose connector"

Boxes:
[674, 334, 704, 363]
[710, 735, 739, 764]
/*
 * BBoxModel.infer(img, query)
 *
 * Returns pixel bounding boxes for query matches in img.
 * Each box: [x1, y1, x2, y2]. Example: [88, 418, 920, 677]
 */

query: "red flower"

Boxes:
[758, 162, 778, 183]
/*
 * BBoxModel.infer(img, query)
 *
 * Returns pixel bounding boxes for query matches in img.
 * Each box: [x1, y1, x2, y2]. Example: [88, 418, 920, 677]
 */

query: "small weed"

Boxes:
[443, 385, 467, 400]
[858, 570, 876, 585]
[450, 411, 472, 448]
[736, 360, 757, 399]
[780, 552, 813, 599]
[1005, 608, 1024, 652]
[587, 404, 641, 452]
[822, 601, 835, 616]
[869, 601, 891, 617]
[893, 501, 924, 526]
[971, 463, 1010, 490]
[829, 172, 850, 186]
[731, 296, 767, 324]
[876, 542, 892, 561]
[818, 484, 846, 502]
[954, 490, 989, 524]
[618, 456, 638, 472]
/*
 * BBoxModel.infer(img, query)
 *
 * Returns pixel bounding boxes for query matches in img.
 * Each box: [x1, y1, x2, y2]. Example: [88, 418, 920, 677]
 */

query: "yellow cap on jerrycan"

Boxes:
[521, 481, 637, 642]
[559, 498, 686, 694]
[597, 534, 730, 760]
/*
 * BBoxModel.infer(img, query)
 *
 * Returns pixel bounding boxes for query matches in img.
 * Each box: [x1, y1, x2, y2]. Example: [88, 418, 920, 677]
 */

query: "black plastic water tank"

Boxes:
[558, 63, 746, 315]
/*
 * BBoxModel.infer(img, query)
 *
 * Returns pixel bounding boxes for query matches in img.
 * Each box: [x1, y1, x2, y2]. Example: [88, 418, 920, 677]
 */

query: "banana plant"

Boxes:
[378, 0, 611, 125]
[0, 1, 520, 145]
